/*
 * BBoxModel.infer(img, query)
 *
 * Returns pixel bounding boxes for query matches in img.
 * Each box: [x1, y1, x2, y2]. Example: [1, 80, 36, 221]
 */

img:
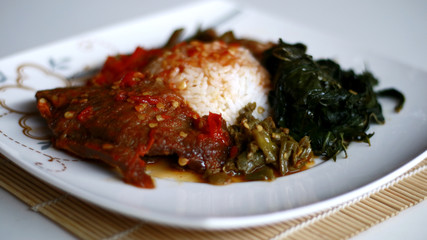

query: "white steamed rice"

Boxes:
[145, 40, 271, 124]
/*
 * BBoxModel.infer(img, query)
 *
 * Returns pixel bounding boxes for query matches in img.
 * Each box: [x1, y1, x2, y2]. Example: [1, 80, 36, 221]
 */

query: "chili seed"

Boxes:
[156, 103, 165, 110]
[156, 115, 165, 121]
[135, 104, 147, 112]
[172, 100, 180, 108]
[64, 111, 75, 119]
[177, 81, 187, 90]
[178, 157, 189, 166]
[134, 72, 145, 78]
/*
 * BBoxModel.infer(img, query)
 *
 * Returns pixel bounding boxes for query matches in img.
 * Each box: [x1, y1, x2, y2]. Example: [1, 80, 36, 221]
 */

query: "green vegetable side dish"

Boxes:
[263, 39, 405, 159]
[223, 103, 314, 181]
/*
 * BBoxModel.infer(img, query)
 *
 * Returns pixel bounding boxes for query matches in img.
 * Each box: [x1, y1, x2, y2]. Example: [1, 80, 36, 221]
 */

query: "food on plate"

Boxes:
[144, 40, 271, 123]
[88, 29, 272, 124]
[36, 74, 231, 188]
[35, 29, 404, 188]
[224, 103, 313, 181]
[263, 40, 405, 159]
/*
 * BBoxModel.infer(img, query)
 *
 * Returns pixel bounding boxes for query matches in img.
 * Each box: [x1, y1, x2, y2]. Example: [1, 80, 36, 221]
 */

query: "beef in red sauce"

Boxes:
[36, 71, 231, 188]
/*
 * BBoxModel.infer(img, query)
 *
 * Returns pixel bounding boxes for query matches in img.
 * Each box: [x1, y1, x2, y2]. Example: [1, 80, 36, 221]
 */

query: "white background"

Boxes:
[1, 0, 426, 239]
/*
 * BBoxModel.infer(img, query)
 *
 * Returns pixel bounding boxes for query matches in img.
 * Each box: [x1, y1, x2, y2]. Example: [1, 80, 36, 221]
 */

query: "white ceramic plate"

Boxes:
[1, 0, 426, 229]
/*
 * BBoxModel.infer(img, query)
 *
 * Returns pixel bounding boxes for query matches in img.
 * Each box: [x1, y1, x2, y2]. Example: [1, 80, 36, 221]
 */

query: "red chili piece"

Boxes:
[88, 47, 164, 87]
[196, 112, 230, 145]
[229, 146, 239, 159]
[119, 71, 143, 88]
[77, 106, 94, 122]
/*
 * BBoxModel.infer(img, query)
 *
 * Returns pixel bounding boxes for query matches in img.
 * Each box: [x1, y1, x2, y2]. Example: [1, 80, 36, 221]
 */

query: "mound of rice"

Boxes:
[145, 40, 271, 124]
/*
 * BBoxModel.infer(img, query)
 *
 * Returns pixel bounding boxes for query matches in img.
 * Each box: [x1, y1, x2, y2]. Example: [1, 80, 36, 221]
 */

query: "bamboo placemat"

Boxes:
[0, 155, 426, 240]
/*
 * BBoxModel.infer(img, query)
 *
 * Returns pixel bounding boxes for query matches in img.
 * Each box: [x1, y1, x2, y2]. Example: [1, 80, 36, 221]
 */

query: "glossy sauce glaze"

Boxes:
[145, 156, 315, 185]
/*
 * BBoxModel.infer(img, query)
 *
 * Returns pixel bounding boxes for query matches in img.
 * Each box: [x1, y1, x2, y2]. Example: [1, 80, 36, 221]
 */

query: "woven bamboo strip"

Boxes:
[317, 218, 349, 238]
[53, 202, 122, 237]
[362, 198, 396, 217]
[285, 227, 320, 240]
[65, 196, 138, 230]
[0, 160, 63, 205]
[384, 186, 416, 208]
[344, 205, 378, 224]
[259, 223, 283, 237]
[331, 211, 366, 230]
[382, 189, 414, 206]
[236, 229, 266, 240]
[106, 223, 143, 240]
[398, 180, 427, 196]
[370, 192, 407, 211]
[412, 174, 427, 186]
[274, 163, 427, 240]
[357, 200, 389, 220]
[268, 222, 293, 235]
[323, 216, 358, 235]
[45, 203, 100, 240]
[393, 183, 426, 200]
[415, 173, 427, 182]
[249, 228, 276, 240]
[405, 177, 425, 191]
[305, 225, 339, 240]
[135, 225, 174, 240]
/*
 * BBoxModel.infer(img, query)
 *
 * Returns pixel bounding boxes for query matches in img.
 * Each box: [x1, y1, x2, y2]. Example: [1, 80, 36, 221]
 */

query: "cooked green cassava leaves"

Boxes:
[263, 39, 405, 159]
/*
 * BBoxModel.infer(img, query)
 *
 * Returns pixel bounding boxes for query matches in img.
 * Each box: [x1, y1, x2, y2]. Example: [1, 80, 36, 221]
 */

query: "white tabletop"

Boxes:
[1, 0, 426, 239]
